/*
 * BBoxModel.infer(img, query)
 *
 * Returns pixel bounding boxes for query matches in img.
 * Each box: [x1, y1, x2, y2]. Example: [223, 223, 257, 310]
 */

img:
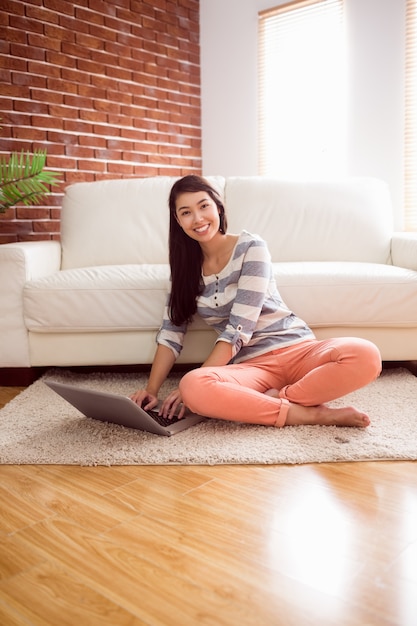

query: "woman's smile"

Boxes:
[194, 224, 210, 234]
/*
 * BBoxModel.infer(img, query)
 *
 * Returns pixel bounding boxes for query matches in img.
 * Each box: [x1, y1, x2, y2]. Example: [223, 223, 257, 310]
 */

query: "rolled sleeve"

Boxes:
[156, 305, 187, 359]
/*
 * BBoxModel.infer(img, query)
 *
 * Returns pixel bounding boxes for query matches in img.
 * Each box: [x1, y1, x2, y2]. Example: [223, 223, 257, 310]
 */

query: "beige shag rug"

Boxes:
[0, 368, 416, 466]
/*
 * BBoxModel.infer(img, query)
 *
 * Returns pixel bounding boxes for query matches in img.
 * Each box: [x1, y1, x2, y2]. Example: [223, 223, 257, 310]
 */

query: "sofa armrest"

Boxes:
[0, 241, 62, 367]
[391, 232, 417, 271]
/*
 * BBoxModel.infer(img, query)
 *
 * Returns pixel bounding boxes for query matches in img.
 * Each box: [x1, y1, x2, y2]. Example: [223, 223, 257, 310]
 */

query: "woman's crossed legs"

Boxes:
[179, 337, 382, 428]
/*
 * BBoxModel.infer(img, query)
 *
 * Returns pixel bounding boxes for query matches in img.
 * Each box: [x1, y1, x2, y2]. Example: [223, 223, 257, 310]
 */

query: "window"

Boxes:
[405, 0, 417, 231]
[258, 0, 345, 180]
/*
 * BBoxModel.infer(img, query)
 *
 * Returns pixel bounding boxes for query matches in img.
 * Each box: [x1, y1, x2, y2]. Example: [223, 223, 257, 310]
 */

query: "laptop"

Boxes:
[45, 379, 205, 436]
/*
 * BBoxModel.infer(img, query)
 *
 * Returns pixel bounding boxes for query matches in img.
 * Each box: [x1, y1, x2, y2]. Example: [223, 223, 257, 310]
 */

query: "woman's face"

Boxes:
[175, 191, 221, 243]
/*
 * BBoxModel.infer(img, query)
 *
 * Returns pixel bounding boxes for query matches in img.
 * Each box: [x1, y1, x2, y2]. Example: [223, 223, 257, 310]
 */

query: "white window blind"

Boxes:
[258, 0, 345, 179]
[405, 0, 417, 231]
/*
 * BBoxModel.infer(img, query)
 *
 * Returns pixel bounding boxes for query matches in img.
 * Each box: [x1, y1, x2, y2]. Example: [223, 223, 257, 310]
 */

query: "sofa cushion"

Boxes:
[23, 265, 171, 332]
[60, 176, 226, 270]
[275, 262, 417, 327]
[225, 177, 393, 263]
[23, 261, 417, 334]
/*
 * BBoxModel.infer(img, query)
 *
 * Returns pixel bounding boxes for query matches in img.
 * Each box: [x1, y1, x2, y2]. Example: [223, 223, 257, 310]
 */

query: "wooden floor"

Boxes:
[1, 386, 416, 625]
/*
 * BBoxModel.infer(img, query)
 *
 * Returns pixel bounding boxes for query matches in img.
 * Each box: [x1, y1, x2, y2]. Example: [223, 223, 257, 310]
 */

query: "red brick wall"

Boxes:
[0, 0, 201, 243]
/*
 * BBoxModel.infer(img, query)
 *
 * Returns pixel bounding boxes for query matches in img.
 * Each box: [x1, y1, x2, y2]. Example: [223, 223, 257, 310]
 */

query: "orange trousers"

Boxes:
[179, 338, 382, 427]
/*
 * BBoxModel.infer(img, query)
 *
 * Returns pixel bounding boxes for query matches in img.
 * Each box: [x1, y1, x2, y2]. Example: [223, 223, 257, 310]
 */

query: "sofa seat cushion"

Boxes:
[23, 265, 171, 332]
[23, 261, 417, 335]
[275, 262, 417, 327]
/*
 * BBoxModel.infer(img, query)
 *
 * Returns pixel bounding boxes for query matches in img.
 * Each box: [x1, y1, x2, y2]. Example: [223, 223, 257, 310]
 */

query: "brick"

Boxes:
[105, 65, 132, 81]
[1, 0, 25, 15]
[75, 7, 105, 25]
[31, 115, 64, 130]
[130, 1, 156, 18]
[46, 155, 77, 169]
[105, 15, 132, 35]
[80, 109, 107, 123]
[0, 96, 13, 110]
[12, 71, 46, 88]
[134, 141, 158, 154]
[93, 98, 120, 113]
[44, 24, 75, 42]
[11, 43, 45, 60]
[134, 164, 159, 176]
[50, 208, 62, 221]
[0, 207, 16, 221]
[88, 0, 117, 16]
[64, 171, 95, 184]
[122, 151, 146, 163]
[20, 233, 55, 242]
[64, 119, 93, 133]
[89, 23, 117, 42]
[28, 33, 61, 51]
[65, 145, 94, 158]
[33, 220, 60, 233]
[3, 111, 30, 127]
[94, 148, 121, 160]
[28, 61, 61, 78]
[0, 220, 32, 234]
[64, 94, 94, 109]
[0, 55, 27, 71]
[120, 127, 144, 140]
[16, 207, 50, 220]
[78, 159, 106, 172]
[107, 113, 133, 127]
[115, 7, 139, 24]
[12, 127, 48, 141]
[107, 162, 134, 175]
[104, 40, 131, 58]
[44, 0, 75, 16]
[59, 69, 85, 87]
[105, 89, 132, 105]
[106, 139, 133, 150]
[0, 68, 11, 83]
[9, 16, 43, 34]
[48, 104, 79, 119]
[75, 32, 104, 50]
[59, 14, 89, 34]
[0, 235, 18, 244]
[46, 50, 77, 67]
[90, 75, 116, 91]
[76, 57, 104, 74]
[25, 5, 59, 25]
[93, 124, 120, 137]
[61, 42, 92, 59]
[79, 135, 106, 148]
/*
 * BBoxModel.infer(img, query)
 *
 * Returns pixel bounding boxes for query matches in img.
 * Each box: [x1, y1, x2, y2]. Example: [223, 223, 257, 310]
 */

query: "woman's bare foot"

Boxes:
[263, 388, 370, 427]
[286, 403, 370, 428]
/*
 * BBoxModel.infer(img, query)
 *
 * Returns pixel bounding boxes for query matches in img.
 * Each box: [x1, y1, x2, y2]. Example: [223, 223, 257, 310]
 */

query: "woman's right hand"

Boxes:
[129, 389, 158, 411]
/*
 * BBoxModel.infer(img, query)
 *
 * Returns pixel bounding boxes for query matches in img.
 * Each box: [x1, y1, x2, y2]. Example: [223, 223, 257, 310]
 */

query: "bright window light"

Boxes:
[259, 0, 346, 180]
[405, 0, 417, 231]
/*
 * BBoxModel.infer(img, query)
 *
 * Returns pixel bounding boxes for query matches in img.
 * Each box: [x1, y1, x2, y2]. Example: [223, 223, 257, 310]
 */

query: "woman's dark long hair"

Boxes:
[168, 175, 228, 326]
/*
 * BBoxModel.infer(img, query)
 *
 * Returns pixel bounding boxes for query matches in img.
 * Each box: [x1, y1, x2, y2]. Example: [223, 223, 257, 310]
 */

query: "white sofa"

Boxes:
[1, 175, 417, 385]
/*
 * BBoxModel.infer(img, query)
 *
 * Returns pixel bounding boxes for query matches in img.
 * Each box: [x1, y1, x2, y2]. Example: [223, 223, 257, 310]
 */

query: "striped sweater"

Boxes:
[157, 230, 315, 363]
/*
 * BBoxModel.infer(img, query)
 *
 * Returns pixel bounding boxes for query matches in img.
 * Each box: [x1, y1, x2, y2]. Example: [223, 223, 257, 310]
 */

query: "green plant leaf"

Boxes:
[0, 150, 61, 213]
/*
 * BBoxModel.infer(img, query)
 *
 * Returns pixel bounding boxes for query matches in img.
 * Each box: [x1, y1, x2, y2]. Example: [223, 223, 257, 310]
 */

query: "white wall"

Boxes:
[200, 0, 406, 228]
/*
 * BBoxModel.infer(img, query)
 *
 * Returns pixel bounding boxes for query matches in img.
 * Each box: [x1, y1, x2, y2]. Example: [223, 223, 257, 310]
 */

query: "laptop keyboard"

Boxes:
[146, 409, 182, 427]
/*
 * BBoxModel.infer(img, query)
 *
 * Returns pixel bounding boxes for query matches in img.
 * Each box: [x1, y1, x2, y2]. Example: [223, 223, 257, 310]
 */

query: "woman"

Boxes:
[131, 175, 381, 428]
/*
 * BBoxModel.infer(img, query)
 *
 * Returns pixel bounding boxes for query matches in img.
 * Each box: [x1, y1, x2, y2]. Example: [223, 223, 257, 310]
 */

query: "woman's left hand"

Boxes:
[160, 387, 186, 420]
